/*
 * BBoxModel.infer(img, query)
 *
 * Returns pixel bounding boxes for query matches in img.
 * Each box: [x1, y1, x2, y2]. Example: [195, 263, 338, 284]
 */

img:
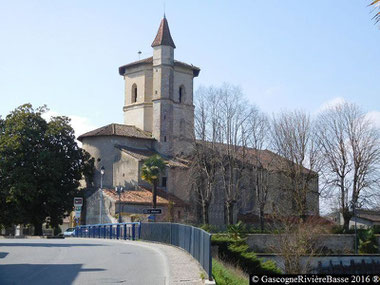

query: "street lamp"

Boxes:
[115, 186, 125, 223]
[99, 166, 105, 224]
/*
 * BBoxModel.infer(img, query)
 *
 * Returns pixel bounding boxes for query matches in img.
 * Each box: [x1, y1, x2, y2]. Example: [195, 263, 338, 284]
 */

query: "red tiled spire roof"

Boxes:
[151, 16, 176, 48]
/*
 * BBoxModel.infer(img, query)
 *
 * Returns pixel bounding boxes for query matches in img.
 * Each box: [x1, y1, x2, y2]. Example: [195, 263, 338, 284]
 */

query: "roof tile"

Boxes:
[151, 17, 176, 48]
[103, 186, 187, 207]
[78, 123, 154, 141]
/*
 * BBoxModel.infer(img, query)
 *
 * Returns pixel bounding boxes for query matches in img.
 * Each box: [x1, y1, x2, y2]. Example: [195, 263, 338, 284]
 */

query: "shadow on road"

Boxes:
[0, 252, 8, 258]
[0, 243, 106, 248]
[0, 264, 106, 284]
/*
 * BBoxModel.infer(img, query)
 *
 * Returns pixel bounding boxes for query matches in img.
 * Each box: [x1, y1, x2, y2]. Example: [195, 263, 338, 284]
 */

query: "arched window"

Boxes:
[132, 84, 138, 103]
[179, 85, 185, 103]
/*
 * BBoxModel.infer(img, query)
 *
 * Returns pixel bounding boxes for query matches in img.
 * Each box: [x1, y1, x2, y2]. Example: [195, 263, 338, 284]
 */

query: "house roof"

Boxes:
[102, 186, 187, 207]
[115, 145, 189, 168]
[118, 57, 200, 77]
[151, 16, 176, 48]
[356, 210, 380, 223]
[77, 123, 154, 141]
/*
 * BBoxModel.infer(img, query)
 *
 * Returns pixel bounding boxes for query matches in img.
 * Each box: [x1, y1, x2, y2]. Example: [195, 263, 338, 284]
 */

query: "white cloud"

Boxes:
[317, 97, 346, 113]
[42, 110, 96, 144]
[317, 97, 380, 129]
[366, 111, 380, 128]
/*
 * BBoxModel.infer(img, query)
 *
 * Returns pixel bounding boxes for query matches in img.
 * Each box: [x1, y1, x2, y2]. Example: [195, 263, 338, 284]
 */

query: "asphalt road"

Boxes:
[0, 238, 171, 285]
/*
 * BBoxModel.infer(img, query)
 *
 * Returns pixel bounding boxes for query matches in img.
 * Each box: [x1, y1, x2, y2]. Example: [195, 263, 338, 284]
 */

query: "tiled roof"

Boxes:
[102, 186, 187, 207]
[356, 210, 380, 222]
[238, 213, 334, 225]
[197, 141, 315, 174]
[151, 17, 176, 48]
[118, 57, 153, 74]
[77, 123, 154, 141]
[115, 145, 189, 168]
[118, 56, 200, 77]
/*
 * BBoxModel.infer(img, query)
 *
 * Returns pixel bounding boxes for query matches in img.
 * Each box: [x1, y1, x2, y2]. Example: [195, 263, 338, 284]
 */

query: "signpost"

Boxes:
[74, 197, 83, 207]
[73, 197, 83, 225]
[143, 208, 162, 215]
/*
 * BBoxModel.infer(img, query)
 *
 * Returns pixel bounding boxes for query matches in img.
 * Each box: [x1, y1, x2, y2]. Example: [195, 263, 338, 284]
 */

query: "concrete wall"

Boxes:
[85, 189, 117, 225]
[257, 254, 380, 274]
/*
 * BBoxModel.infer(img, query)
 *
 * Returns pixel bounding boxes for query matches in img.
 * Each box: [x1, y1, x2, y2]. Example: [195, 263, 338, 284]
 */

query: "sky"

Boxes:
[0, 0, 379, 137]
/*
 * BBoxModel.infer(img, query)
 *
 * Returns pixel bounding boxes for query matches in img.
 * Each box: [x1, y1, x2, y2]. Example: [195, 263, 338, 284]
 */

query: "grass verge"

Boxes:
[212, 259, 248, 285]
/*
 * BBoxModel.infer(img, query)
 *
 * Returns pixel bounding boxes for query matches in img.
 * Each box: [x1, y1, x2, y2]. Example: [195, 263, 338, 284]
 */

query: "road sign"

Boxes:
[75, 211, 81, 218]
[143, 208, 162, 215]
[75, 206, 81, 212]
[74, 197, 83, 207]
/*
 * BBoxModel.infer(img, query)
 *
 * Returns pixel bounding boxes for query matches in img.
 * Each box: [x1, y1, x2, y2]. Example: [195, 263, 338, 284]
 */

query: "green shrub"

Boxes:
[200, 224, 218, 233]
[211, 234, 281, 275]
[359, 229, 379, 254]
[227, 221, 247, 240]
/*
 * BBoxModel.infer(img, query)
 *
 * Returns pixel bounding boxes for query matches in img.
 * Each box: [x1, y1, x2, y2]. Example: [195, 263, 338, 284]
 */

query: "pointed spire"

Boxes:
[151, 17, 176, 48]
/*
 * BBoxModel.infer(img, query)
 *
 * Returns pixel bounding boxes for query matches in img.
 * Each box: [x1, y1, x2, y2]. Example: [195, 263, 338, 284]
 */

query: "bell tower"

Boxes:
[119, 16, 200, 157]
[151, 16, 176, 156]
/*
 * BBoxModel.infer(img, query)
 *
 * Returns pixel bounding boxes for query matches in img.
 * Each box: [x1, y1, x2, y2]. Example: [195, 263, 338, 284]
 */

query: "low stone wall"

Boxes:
[247, 234, 380, 254]
[257, 254, 380, 274]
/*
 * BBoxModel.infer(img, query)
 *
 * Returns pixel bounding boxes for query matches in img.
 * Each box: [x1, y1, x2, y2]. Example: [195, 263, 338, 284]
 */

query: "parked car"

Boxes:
[63, 228, 76, 237]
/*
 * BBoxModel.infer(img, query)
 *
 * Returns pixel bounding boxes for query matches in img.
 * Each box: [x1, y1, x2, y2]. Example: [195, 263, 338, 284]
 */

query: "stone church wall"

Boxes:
[82, 136, 153, 189]
[113, 151, 140, 189]
[204, 166, 319, 226]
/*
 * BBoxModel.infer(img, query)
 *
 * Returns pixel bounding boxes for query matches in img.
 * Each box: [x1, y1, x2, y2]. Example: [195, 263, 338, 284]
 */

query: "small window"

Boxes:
[179, 86, 185, 103]
[164, 136, 167, 142]
[132, 84, 138, 103]
[178, 211, 181, 219]
[162, 177, 167, 187]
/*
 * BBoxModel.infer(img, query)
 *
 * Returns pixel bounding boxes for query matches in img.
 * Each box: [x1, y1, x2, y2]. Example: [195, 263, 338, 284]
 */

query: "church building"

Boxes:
[79, 17, 200, 224]
[79, 17, 319, 226]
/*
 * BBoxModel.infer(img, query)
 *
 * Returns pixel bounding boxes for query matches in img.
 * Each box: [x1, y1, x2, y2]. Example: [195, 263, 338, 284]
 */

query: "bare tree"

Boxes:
[191, 86, 221, 224]
[216, 84, 252, 225]
[246, 108, 272, 231]
[270, 110, 321, 220]
[272, 217, 329, 274]
[317, 102, 380, 232]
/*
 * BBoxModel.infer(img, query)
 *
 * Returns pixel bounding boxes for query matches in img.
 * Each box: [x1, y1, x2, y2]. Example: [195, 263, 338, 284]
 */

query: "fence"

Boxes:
[140, 222, 212, 281]
[75, 222, 141, 240]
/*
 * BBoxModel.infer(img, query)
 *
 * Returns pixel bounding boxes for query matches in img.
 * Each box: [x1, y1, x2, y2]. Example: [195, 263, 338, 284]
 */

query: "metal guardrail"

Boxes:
[75, 222, 212, 281]
[140, 222, 213, 281]
[75, 222, 141, 240]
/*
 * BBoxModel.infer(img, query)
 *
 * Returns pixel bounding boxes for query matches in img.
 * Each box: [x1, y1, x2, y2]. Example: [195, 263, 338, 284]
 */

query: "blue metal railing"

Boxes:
[75, 222, 141, 240]
[140, 222, 212, 281]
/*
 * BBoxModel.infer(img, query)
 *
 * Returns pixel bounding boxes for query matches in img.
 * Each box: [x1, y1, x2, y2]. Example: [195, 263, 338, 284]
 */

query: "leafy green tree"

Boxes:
[141, 155, 166, 208]
[0, 104, 93, 235]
